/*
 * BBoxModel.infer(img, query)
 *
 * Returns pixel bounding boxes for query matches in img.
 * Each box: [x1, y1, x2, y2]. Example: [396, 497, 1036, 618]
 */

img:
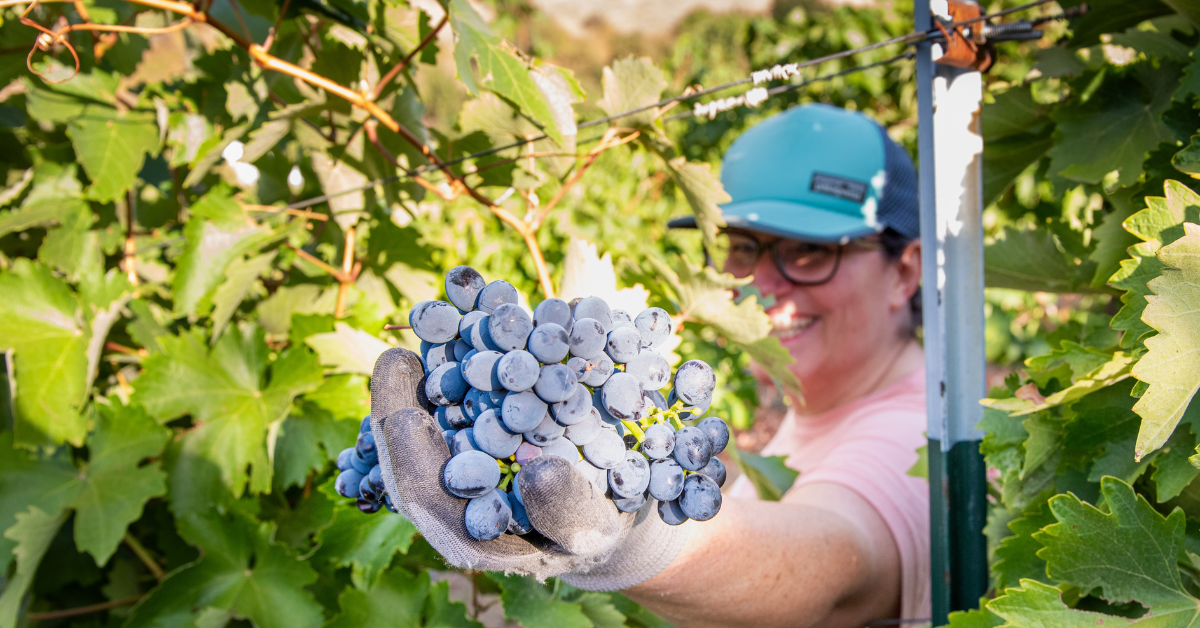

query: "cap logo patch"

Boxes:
[810, 172, 868, 203]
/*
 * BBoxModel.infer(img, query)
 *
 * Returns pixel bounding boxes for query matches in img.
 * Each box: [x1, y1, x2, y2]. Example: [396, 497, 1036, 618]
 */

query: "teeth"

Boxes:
[770, 315, 817, 338]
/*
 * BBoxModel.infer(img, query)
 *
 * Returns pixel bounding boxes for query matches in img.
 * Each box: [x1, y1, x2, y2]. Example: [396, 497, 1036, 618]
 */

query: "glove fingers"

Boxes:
[519, 455, 628, 557]
[370, 348, 434, 421]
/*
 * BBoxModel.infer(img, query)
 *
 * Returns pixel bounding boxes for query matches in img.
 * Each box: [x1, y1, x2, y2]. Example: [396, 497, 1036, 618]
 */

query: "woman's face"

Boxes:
[725, 230, 920, 402]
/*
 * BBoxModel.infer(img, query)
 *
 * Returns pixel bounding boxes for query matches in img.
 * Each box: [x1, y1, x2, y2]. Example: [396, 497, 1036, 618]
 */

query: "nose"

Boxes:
[750, 248, 792, 298]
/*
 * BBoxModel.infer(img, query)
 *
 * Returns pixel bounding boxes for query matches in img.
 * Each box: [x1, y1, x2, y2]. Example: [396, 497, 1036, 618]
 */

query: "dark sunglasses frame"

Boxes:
[723, 232, 882, 286]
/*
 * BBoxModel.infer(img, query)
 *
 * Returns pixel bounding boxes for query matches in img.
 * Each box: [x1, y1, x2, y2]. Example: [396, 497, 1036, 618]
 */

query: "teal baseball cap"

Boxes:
[670, 104, 919, 243]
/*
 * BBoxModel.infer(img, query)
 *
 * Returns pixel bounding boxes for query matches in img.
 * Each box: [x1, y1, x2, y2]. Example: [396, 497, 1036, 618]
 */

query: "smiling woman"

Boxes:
[647, 103, 929, 628]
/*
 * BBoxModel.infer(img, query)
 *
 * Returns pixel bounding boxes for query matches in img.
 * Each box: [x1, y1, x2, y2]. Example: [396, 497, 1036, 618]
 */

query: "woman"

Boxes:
[369, 104, 928, 627]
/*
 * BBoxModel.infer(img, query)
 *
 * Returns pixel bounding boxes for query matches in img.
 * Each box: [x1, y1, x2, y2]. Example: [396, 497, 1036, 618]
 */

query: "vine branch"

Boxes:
[370, 12, 448, 101]
[27, 596, 144, 620]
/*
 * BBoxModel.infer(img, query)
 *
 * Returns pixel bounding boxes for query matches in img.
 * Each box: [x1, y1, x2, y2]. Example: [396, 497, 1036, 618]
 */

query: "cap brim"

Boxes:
[667, 199, 881, 243]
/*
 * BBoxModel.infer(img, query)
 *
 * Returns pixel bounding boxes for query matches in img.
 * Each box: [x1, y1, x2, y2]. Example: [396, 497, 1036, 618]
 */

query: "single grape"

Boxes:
[477, 280, 518, 314]
[524, 413, 566, 445]
[541, 437, 581, 462]
[625, 350, 671, 390]
[515, 441, 541, 465]
[462, 388, 483, 421]
[478, 390, 502, 415]
[697, 417, 730, 455]
[426, 362, 468, 406]
[527, 323, 570, 364]
[605, 326, 642, 363]
[533, 298, 572, 330]
[461, 350, 504, 392]
[623, 433, 638, 450]
[601, 372, 644, 420]
[469, 315, 501, 351]
[451, 428, 480, 456]
[453, 339, 472, 361]
[550, 383, 592, 426]
[445, 265, 487, 311]
[488, 303, 533, 351]
[611, 309, 633, 328]
[508, 492, 532, 534]
[458, 350, 478, 376]
[336, 468, 365, 498]
[350, 448, 373, 473]
[567, 318, 607, 359]
[360, 415, 372, 433]
[591, 389, 624, 432]
[499, 390, 547, 433]
[572, 296, 613, 332]
[383, 494, 399, 514]
[512, 470, 524, 505]
[533, 364, 577, 403]
[645, 389, 668, 410]
[359, 474, 381, 502]
[613, 493, 647, 513]
[673, 360, 716, 407]
[673, 426, 713, 471]
[640, 423, 676, 459]
[443, 450, 501, 499]
[357, 498, 382, 514]
[679, 474, 722, 521]
[698, 457, 727, 487]
[648, 459, 685, 501]
[356, 432, 378, 466]
[576, 459, 609, 491]
[497, 350, 540, 392]
[472, 409, 522, 458]
[437, 405, 472, 430]
[420, 340, 432, 361]
[608, 450, 651, 498]
[424, 342, 452, 374]
[582, 428, 627, 469]
[465, 489, 512, 541]
[634, 307, 672, 348]
[409, 300, 461, 344]
[566, 356, 590, 382]
[581, 354, 614, 387]
[336, 447, 355, 472]
[442, 429, 456, 450]
[658, 498, 689, 525]
[459, 311, 487, 349]
[564, 407, 602, 446]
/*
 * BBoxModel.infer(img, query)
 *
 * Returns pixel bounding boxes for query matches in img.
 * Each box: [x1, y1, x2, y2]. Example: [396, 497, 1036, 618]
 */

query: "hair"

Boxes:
[877, 227, 921, 338]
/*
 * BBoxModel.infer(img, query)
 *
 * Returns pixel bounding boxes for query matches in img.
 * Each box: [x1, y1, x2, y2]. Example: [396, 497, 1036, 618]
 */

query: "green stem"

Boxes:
[622, 420, 646, 442]
[669, 414, 686, 431]
[499, 474, 512, 491]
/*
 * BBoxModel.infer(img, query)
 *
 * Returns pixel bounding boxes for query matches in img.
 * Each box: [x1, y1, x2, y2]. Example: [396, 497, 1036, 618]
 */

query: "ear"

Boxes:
[891, 240, 921, 311]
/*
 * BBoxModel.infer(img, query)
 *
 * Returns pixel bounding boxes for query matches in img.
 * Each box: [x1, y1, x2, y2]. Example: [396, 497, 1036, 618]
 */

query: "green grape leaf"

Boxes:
[981, 86, 1053, 205]
[272, 404, 357, 490]
[310, 150, 370, 230]
[0, 507, 69, 628]
[423, 580, 485, 628]
[1089, 189, 1141, 289]
[984, 227, 1100, 293]
[1064, 0, 1174, 48]
[1061, 380, 1144, 483]
[987, 580, 1137, 627]
[134, 328, 324, 496]
[313, 480, 417, 589]
[305, 322, 392, 376]
[448, 0, 561, 144]
[173, 187, 270, 317]
[1172, 134, 1200, 178]
[210, 251, 277, 342]
[325, 567, 429, 628]
[1132, 221, 1200, 459]
[39, 202, 103, 281]
[907, 443, 928, 479]
[992, 500, 1056, 591]
[0, 162, 86, 238]
[981, 348, 1133, 416]
[1151, 421, 1199, 502]
[597, 56, 666, 128]
[257, 284, 338, 339]
[66, 106, 160, 203]
[492, 575, 591, 628]
[662, 156, 729, 256]
[303, 373, 370, 421]
[564, 591, 626, 628]
[182, 123, 249, 188]
[1035, 477, 1193, 614]
[945, 607, 1004, 628]
[726, 444, 799, 501]
[124, 513, 323, 628]
[0, 432, 78, 572]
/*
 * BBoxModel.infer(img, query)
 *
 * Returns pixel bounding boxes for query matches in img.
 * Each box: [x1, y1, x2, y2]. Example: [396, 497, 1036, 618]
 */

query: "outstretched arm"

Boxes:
[624, 482, 901, 628]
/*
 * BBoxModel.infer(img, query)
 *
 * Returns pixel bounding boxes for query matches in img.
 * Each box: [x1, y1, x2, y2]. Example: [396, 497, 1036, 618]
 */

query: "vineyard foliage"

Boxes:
[2, 0, 1200, 625]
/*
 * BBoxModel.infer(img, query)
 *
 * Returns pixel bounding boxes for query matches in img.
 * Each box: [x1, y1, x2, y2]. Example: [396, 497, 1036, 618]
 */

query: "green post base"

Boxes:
[928, 438, 988, 625]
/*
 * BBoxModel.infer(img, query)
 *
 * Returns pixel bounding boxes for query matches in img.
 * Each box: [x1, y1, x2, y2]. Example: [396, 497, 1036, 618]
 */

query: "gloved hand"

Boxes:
[370, 347, 691, 590]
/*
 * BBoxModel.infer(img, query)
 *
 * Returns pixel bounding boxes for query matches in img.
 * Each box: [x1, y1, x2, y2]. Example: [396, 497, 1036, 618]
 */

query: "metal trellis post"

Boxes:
[915, 0, 990, 623]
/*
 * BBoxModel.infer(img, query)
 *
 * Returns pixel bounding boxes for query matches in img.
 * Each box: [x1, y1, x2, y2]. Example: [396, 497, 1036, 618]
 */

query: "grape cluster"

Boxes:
[333, 415, 396, 515]
[336, 265, 730, 540]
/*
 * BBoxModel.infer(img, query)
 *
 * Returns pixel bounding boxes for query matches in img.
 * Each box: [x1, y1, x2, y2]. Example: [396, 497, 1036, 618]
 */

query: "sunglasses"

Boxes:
[723, 231, 882, 286]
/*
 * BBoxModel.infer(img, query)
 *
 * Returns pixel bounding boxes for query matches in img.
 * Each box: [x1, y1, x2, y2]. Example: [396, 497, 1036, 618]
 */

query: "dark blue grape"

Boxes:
[648, 459, 685, 501]
[426, 362, 468, 406]
[601, 372, 643, 420]
[458, 350, 478, 375]
[459, 311, 487, 349]
[472, 409, 522, 458]
[442, 429, 456, 450]
[524, 413, 566, 445]
[646, 389, 667, 410]
[564, 407, 602, 446]
[359, 474, 381, 502]
[658, 498, 689, 525]
[672, 426, 713, 471]
[449, 405, 474, 429]
[605, 326, 641, 363]
[469, 315, 500, 351]
[508, 492, 532, 534]
[512, 470, 524, 505]
[582, 428, 626, 469]
[356, 432, 378, 465]
[613, 493, 647, 513]
[445, 265, 486, 311]
[679, 474, 722, 521]
[611, 309, 633, 328]
[461, 351, 503, 391]
[488, 303, 533, 351]
[608, 450, 650, 498]
[357, 498, 382, 514]
[566, 357, 589, 382]
[541, 437, 580, 462]
[443, 450, 500, 498]
[640, 423, 676, 459]
[359, 416, 372, 433]
[698, 457, 727, 487]
[497, 350, 539, 392]
[477, 389, 502, 415]
[527, 323, 570, 363]
[626, 350, 670, 390]
[462, 388, 483, 421]
[465, 489, 511, 541]
[576, 459, 608, 491]
[337, 447, 355, 471]
[534, 297, 573, 330]
[409, 300, 461, 344]
[499, 390, 546, 433]
[383, 494, 399, 514]
[336, 469, 365, 498]
[567, 318, 606, 359]
[451, 428, 479, 455]
[550, 383, 592, 426]
[420, 340, 432, 361]
[424, 342, 453, 374]
[453, 339, 472, 361]
[634, 307, 672, 348]
[350, 448, 373, 473]
[572, 296, 613, 332]
[581, 354, 614, 387]
[592, 389, 623, 431]
[477, 281, 518, 314]
[487, 389, 507, 406]
[533, 364, 577, 403]
[697, 417, 730, 455]
[673, 360, 716, 406]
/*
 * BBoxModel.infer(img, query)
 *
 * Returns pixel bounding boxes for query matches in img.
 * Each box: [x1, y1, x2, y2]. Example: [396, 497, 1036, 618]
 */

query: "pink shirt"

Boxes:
[730, 368, 930, 621]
